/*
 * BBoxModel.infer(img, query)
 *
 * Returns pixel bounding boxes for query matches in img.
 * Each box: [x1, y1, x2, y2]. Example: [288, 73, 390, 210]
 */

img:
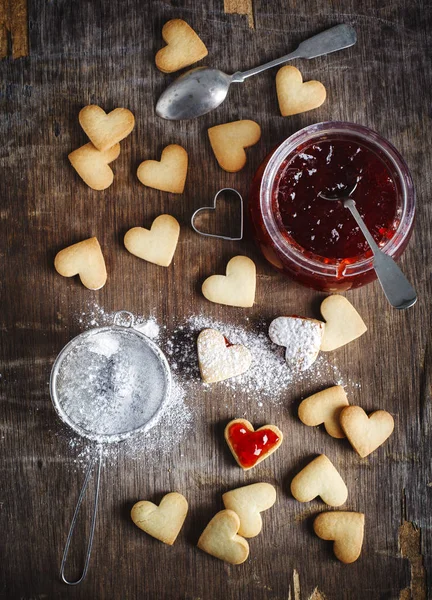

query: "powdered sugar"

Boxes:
[197, 328, 252, 383]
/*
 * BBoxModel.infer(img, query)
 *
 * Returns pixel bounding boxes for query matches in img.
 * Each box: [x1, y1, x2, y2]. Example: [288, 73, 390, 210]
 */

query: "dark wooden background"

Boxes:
[1, 1, 431, 599]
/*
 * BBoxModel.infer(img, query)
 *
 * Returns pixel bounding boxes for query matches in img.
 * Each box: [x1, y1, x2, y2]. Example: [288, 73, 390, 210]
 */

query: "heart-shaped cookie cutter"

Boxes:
[191, 187, 243, 241]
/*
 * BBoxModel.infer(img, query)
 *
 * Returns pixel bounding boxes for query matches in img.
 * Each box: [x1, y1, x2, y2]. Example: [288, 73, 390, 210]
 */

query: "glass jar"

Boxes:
[248, 121, 415, 291]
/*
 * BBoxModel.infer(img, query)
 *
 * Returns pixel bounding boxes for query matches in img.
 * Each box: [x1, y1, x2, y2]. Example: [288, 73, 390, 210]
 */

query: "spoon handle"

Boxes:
[233, 24, 356, 82]
[344, 199, 417, 310]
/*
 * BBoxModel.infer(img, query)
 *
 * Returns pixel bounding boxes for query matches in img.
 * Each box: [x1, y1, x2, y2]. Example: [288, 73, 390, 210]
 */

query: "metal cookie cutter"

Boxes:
[191, 187, 243, 241]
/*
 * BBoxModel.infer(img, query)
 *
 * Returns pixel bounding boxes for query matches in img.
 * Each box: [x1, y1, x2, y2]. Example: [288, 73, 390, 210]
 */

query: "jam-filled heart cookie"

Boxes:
[197, 328, 251, 383]
[225, 418, 283, 471]
[268, 316, 324, 371]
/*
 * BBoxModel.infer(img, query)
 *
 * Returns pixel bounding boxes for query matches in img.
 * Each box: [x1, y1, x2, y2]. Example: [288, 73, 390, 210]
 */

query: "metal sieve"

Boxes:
[50, 311, 171, 585]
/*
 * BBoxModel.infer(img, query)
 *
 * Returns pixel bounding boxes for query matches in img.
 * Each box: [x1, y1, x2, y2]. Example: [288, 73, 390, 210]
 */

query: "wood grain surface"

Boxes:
[0, 1, 431, 599]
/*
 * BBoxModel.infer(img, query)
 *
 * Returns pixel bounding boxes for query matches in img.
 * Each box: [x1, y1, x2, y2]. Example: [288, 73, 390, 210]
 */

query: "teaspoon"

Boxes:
[319, 182, 417, 310]
[156, 24, 357, 120]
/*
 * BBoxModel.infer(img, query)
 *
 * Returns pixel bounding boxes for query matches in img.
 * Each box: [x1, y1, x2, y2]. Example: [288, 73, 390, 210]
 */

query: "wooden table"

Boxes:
[1, 1, 431, 598]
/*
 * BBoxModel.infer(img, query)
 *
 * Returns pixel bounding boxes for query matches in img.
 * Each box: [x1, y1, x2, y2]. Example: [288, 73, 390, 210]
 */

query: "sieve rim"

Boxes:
[49, 323, 172, 444]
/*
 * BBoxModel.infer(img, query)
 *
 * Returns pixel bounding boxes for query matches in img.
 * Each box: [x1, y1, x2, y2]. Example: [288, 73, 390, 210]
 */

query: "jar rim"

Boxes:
[259, 121, 415, 277]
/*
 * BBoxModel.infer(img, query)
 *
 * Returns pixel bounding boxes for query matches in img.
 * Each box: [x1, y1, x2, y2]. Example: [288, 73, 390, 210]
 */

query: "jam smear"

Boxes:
[273, 140, 400, 259]
[228, 422, 280, 469]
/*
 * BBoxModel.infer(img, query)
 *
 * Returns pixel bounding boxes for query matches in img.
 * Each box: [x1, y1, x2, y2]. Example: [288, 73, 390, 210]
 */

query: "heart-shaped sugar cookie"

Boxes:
[320, 295, 367, 351]
[137, 144, 188, 194]
[202, 256, 256, 308]
[340, 406, 394, 457]
[291, 454, 348, 507]
[313, 511, 365, 564]
[124, 214, 180, 267]
[298, 385, 349, 438]
[225, 418, 283, 471]
[68, 142, 120, 190]
[268, 316, 325, 372]
[208, 120, 261, 172]
[79, 105, 135, 152]
[276, 66, 326, 116]
[131, 492, 188, 545]
[54, 237, 107, 290]
[197, 509, 249, 564]
[155, 19, 208, 73]
[222, 483, 276, 538]
[197, 329, 251, 383]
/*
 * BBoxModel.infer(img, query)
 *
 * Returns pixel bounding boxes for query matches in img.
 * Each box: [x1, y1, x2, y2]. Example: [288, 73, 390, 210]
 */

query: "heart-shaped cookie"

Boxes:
[79, 105, 135, 152]
[340, 406, 394, 457]
[197, 328, 251, 383]
[137, 144, 188, 194]
[191, 188, 243, 241]
[268, 316, 325, 372]
[124, 214, 180, 267]
[202, 256, 256, 308]
[320, 295, 367, 351]
[131, 492, 188, 545]
[208, 120, 261, 172]
[222, 483, 276, 538]
[276, 66, 326, 116]
[225, 418, 283, 471]
[54, 237, 107, 290]
[313, 511, 365, 564]
[291, 454, 348, 506]
[298, 385, 349, 438]
[197, 509, 249, 564]
[68, 142, 120, 190]
[155, 19, 208, 73]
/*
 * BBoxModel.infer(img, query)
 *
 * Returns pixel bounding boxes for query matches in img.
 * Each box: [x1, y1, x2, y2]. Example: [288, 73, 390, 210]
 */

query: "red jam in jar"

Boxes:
[249, 122, 415, 291]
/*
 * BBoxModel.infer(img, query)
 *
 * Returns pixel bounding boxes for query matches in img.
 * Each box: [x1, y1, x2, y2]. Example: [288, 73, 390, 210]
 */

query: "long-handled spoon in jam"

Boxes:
[319, 181, 417, 310]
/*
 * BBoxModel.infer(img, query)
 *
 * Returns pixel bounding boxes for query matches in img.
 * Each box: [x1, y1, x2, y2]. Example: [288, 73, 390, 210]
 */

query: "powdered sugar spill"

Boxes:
[63, 303, 360, 468]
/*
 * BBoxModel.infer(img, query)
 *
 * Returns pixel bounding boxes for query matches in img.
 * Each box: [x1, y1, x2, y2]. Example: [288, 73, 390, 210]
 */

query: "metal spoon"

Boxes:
[156, 24, 357, 120]
[319, 182, 417, 310]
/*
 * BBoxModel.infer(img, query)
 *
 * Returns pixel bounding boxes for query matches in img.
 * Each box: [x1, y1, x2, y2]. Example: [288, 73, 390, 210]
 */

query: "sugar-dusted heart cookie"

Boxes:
[320, 295, 367, 351]
[291, 454, 348, 507]
[155, 19, 208, 73]
[208, 120, 261, 172]
[68, 142, 120, 190]
[131, 492, 188, 545]
[202, 256, 256, 308]
[298, 385, 349, 438]
[225, 418, 283, 471]
[222, 483, 276, 538]
[197, 329, 251, 383]
[54, 237, 107, 290]
[79, 105, 135, 152]
[268, 316, 325, 372]
[197, 509, 249, 564]
[124, 214, 180, 267]
[137, 144, 188, 194]
[276, 66, 326, 116]
[340, 406, 394, 458]
[313, 511, 365, 564]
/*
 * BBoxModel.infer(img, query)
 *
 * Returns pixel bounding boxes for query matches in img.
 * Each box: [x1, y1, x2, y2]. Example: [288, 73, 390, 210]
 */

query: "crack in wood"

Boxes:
[224, 0, 255, 29]
[0, 0, 28, 59]
[308, 588, 328, 600]
[399, 521, 428, 600]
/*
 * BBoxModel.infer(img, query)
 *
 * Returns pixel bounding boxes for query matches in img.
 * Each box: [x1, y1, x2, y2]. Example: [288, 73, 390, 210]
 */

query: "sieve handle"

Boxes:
[60, 446, 103, 585]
